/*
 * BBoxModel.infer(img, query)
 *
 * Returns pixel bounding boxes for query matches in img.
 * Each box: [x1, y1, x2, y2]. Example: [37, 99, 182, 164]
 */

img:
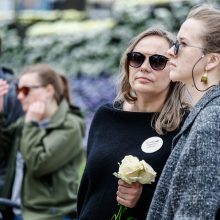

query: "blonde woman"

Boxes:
[77, 27, 189, 220]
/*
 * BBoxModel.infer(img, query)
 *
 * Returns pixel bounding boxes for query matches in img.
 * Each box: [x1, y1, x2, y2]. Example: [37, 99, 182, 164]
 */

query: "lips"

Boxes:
[136, 76, 153, 83]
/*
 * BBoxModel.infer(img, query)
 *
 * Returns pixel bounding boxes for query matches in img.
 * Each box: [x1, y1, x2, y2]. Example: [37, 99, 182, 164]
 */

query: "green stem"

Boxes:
[111, 205, 126, 220]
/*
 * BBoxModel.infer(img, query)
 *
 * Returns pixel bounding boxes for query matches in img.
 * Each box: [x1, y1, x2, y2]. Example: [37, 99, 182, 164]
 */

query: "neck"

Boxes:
[185, 84, 207, 106]
[185, 67, 220, 105]
[44, 100, 59, 119]
[124, 93, 167, 112]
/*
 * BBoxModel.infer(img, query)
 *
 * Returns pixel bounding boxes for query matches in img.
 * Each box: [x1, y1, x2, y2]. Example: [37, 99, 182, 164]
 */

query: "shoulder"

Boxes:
[88, 103, 116, 132]
[55, 100, 85, 134]
[197, 104, 220, 125]
[66, 110, 85, 129]
[0, 66, 15, 81]
[190, 105, 220, 152]
[92, 103, 114, 118]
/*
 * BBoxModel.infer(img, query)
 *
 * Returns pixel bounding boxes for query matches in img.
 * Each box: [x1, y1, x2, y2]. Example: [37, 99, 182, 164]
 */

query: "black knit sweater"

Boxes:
[77, 103, 184, 220]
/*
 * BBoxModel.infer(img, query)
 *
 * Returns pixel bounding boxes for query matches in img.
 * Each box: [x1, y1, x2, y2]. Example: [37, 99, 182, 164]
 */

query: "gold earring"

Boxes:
[201, 68, 208, 84]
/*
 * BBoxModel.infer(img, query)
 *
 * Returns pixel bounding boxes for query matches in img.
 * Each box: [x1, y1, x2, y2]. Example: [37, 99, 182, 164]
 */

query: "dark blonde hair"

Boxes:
[187, 4, 220, 54]
[115, 27, 189, 135]
[21, 64, 64, 104]
[60, 74, 71, 105]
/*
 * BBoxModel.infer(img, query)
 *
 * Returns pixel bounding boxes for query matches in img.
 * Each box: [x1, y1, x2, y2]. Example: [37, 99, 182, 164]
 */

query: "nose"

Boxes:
[17, 91, 25, 101]
[167, 45, 176, 57]
[139, 58, 152, 72]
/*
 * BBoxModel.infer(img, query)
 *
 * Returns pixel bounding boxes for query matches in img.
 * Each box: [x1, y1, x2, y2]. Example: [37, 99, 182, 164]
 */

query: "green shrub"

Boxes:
[0, 0, 215, 76]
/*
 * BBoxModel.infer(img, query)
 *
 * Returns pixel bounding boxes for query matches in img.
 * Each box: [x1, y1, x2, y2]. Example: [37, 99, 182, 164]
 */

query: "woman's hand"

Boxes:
[0, 79, 9, 112]
[25, 101, 46, 122]
[116, 179, 143, 208]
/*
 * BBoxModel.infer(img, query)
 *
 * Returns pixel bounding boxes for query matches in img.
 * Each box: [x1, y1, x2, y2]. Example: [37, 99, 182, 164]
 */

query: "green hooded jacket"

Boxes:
[0, 99, 85, 220]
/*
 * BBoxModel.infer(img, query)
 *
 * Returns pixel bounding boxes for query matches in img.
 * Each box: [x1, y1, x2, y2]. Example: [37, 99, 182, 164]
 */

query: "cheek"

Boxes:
[156, 71, 170, 85]
[178, 55, 195, 72]
[21, 102, 29, 112]
[128, 69, 136, 84]
[32, 92, 47, 102]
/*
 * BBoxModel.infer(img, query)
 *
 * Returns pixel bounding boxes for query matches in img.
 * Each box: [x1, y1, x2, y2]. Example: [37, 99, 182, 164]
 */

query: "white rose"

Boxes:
[113, 155, 156, 185]
[138, 160, 157, 184]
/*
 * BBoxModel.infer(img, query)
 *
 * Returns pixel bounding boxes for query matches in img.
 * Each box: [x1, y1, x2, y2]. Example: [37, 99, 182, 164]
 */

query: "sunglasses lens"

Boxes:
[16, 86, 30, 96]
[127, 52, 145, 68]
[149, 55, 168, 70]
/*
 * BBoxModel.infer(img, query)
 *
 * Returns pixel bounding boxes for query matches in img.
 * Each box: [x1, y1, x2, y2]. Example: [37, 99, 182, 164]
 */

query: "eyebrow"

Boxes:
[177, 36, 187, 41]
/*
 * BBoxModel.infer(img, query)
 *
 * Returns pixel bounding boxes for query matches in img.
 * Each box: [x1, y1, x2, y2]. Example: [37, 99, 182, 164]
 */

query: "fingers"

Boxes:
[118, 179, 131, 187]
[0, 79, 9, 96]
[25, 101, 46, 122]
[0, 80, 9, 112]
[0, 98, 3, 112]
[116, 180, 143, 208]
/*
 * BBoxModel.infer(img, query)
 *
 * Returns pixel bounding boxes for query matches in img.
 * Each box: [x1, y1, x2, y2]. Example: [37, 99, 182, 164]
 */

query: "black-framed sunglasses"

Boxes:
[173, 40, 204, 56]
[127, 52, 169, 71]
[16, 85, 43, 96]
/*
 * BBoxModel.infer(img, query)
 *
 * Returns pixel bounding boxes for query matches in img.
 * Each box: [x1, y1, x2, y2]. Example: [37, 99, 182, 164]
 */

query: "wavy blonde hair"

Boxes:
[115, 27, 190, 135]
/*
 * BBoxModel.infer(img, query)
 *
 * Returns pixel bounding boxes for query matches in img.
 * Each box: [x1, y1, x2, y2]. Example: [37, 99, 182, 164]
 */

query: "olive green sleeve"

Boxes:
[20, 117, 84, 178]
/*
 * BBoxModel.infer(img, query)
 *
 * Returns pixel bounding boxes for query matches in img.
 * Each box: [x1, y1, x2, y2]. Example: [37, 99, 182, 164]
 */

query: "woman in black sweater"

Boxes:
[77, 27, 189, 220]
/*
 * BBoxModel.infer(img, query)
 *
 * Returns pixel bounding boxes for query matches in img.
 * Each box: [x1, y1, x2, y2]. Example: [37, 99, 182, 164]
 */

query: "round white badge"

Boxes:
[141, 136, 163, 153]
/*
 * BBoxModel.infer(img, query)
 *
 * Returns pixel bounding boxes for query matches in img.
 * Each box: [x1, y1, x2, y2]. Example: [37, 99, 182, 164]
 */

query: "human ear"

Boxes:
[46, 84, 55, 98]
[205, 53, 220, 71]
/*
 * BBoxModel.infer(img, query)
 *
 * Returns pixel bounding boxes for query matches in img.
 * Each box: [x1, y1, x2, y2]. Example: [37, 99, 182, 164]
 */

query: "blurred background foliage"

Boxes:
[0, 0, 219, 140]
[1, 0, 216, 76]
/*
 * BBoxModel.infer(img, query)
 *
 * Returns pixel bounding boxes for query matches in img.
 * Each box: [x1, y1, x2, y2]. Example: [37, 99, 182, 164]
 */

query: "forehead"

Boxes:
[133, 35, 170, 55]
[177, 18, 205, 44]
[19, 72, 40, 86]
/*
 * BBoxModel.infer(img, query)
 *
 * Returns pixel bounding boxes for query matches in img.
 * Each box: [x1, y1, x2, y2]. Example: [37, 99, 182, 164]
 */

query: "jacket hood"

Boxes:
[69, 104, 85, 120]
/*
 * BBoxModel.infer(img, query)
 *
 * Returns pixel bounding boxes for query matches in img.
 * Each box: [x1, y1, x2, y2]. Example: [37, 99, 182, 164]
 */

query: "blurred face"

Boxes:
[168, 18, 206, 84]
[128, 35, 171, 97]
[17, 73, 49, 112]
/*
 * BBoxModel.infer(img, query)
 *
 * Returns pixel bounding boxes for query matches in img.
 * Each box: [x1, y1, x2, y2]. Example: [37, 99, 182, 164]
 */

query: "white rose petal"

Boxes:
[113, 155, 157, 185]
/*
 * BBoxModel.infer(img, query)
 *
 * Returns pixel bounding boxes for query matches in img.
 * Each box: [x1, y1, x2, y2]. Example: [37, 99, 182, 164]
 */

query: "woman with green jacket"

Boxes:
[0, 64, 85, 220]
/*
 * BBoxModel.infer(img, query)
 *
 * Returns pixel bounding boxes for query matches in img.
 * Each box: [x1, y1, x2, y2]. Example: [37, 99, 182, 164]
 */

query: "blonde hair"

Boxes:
[115, 27, 189, 135]
[187, 4, 220, 54]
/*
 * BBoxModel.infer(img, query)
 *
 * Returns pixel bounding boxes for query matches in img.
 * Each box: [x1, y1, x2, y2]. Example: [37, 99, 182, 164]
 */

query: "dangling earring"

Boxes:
[201, 68, 208, 84]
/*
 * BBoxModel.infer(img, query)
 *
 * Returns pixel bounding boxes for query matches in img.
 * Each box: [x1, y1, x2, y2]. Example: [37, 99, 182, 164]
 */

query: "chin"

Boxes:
[21, 104, 28, 113]
[169, 70, 181, 82]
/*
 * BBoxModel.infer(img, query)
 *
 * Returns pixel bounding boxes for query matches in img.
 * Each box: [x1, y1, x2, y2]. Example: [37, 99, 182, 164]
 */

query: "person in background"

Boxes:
[147, 4, 220, 220]
[77, 27, 190, 220]
[0, 67, 24, 196]
[0, 36, 24, 219]
[0, 64, 85, 220]
[0, 37, 23, 127]
[0, 66, 23, 127]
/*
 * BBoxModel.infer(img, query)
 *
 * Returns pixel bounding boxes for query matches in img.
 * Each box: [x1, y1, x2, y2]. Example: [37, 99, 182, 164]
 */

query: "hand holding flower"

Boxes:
[112, 155, 157, 220]
[117, 179, 143, 208]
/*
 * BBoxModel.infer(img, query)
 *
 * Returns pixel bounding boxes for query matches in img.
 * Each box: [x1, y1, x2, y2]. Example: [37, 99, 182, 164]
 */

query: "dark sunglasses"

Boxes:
[127, 52, 169, 71]
[173, 40, 204, 56]
[16, 85, 43, 96]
